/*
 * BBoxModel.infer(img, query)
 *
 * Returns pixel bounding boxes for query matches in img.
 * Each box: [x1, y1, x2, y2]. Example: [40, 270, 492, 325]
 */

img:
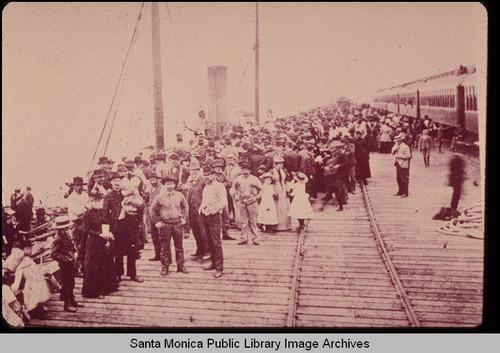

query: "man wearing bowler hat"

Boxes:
[88, 169, 110, 200]
[186, 158, 209, 260]
[150, 174, 189, 276]
[88, 157, 112, 193]
[199, 166, 227, 278]
[65, 176, 89, 276]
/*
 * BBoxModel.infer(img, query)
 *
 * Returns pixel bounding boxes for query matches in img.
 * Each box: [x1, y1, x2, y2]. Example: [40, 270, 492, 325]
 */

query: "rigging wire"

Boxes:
[228, 48, 255, 121]
[164, 2, 203, 111]
[103, 20, 141, 157]
[89, 2, 146, 171]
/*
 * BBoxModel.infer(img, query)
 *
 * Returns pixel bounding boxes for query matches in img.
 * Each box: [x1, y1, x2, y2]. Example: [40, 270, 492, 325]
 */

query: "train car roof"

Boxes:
[374, 65, 476, 96]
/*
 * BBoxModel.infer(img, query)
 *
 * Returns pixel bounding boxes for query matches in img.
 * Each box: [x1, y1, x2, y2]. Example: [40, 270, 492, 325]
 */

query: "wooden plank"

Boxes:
[45, 299, 285, 322]
[297, 306, 409, 320]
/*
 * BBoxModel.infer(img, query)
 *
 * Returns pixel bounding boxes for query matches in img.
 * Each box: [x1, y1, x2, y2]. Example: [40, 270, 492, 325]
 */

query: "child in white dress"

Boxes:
[257, 173, 279, 232]
[288, 172, 314, 232]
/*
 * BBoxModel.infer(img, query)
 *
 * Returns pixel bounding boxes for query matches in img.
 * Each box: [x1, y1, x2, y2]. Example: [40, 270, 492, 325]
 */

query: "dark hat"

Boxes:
[70, 176, 86, 186]
[107, 158, 115, 164]
[162, 174, 177, 184]
[203, 166, 215, 176]
[109, 172, 121, 181]
[92, 169, 106, 178]
[156, 152, 167, 161]
[239, 161, 250, 170]
[98, 156, 109, 164]
[169, 153, 179, 161]
[257, 164, 268, 173]
[134, 156, 143, 164]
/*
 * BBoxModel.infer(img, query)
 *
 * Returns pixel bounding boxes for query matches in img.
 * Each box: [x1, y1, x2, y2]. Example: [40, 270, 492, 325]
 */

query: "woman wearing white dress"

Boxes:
[288, 172, 314, 232]
[257, 173, 278, 232]
[3, 239, 51, 318]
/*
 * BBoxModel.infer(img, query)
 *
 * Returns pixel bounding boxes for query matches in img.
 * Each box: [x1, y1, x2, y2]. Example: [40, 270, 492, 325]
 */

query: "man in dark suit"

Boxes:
[103, 172, 143, 283]
[283, 142, 300, 173]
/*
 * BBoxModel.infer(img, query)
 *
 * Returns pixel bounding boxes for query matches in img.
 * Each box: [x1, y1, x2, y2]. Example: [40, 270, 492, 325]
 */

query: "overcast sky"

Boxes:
[2, 2, 486, 204]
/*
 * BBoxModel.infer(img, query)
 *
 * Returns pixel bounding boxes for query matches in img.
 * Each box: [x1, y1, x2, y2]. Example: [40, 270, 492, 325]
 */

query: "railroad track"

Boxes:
[289, 152, 483, 328]
[290, 188, 416, 327]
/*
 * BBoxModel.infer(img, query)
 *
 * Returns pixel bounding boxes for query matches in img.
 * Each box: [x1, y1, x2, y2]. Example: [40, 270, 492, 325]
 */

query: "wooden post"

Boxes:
[152, 2, 165, 151]
[255, 2, 260, 126]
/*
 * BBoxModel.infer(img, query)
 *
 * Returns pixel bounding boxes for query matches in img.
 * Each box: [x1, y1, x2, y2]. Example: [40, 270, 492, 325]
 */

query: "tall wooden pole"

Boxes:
[255, 2, 260, 126]
[152, 2, 165, 151]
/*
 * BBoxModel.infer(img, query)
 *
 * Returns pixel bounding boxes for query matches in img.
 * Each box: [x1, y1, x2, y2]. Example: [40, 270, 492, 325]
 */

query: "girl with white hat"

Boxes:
[257, 173, 279, 232]
[288, 172, 314, 232]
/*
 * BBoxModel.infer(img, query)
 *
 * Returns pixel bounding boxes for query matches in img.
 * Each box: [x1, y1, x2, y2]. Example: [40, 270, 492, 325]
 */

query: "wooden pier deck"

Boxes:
[28, 148, 484, 328]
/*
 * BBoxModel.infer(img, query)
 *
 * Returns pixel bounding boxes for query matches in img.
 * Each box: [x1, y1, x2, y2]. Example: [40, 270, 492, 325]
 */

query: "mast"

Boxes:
[255, 2, 260, 126]
[152, 2, 165, 151]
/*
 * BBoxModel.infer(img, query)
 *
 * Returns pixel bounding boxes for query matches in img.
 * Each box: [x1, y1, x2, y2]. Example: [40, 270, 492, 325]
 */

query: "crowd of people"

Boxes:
[2, 101, 466, 325]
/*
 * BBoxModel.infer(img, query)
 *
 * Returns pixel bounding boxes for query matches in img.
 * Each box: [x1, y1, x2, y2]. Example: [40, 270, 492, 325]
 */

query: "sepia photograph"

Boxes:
[2, 2, 486, 329]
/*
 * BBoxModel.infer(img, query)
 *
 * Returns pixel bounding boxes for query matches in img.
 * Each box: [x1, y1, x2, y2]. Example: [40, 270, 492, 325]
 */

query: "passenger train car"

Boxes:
[373, 65, 478, 139]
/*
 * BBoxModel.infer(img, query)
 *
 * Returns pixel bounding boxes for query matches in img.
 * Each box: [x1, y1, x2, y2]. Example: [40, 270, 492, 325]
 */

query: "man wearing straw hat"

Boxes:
[186, 158, 209, 260]
[392, 133, 411, 197]
[65, 176, 89, 277]
[51, 216, 83, 312]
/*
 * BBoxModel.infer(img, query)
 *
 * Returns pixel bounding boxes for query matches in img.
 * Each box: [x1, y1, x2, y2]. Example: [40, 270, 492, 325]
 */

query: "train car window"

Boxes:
[473, 86, 477, 111]
[465, 87, 469, 110]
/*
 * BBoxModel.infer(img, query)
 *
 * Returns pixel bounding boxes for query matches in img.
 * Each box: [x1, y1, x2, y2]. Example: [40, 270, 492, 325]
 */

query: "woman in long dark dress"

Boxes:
[354, 131, 372, 185]
[82, 199, 118, 299]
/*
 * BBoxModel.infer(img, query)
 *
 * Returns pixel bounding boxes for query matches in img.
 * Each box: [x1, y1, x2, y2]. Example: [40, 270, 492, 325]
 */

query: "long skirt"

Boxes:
[289, 192, 314, 219]
[19, 259, 51, 311]
[366, 135, 379, 152]
[355, 159, 372, 180]
[379, 141, 393, 154]
[274, 189, 291, 231]
[82, 235, 118, 298]
[257, 195, 278, 225]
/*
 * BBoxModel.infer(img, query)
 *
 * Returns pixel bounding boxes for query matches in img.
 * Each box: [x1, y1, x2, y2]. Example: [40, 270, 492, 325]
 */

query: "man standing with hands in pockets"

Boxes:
[150, 175, 189, 276]
[392, 133, 412, 198]
[199, 166, 227, 278]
